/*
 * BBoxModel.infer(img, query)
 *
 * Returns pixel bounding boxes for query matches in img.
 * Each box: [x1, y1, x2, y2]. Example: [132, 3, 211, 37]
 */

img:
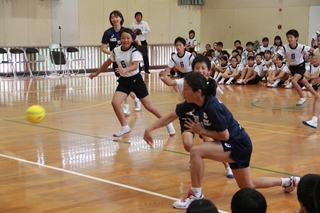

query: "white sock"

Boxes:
[227, 77, 234, 83]
[122, 125, 130, 130]
[273, 79, 281, 86]
[216, 72, 222, 81]
[191, 187, 202, 198]
[219, 77, 225, 82]
[312, 116, 318, 122]
[134, 98, 139, 103]
[226, 167, 232, 174]
[281, 178, 291, 186]
[213, 72, 219, 79]
[124, 104, 129, 110]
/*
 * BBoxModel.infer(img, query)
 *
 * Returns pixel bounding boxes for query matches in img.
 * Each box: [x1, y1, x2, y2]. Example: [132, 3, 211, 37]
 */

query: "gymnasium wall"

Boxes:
[200, 0, 320, 50]
[0, 0, 201, 46]
[0, 0, 52, 46]
[0, 0, 319, 48]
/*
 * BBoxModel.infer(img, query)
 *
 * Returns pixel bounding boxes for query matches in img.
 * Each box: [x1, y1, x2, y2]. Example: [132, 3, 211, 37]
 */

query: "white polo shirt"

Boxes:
[129, 21, 151, 42]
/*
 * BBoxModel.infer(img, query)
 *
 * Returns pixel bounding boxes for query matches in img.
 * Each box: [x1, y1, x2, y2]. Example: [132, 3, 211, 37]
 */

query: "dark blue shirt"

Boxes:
[101, 27, 136, 51]
[175, 96, 248, 141]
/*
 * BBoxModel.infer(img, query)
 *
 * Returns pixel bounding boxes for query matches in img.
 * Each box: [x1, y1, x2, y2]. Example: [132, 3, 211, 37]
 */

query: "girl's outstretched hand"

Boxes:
[89, 72, 99, 79]
[143, 128, 154, 146]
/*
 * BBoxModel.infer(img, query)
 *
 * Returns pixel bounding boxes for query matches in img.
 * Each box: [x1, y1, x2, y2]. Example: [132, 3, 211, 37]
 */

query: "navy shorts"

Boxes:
[290, 62, 305, 80]
[247, 75, 262, 84]
[116, 73, 148, 99]
[221, 134, 253, 169]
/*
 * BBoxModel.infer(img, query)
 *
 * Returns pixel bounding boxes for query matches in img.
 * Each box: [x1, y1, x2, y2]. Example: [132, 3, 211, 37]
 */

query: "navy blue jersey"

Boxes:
[101, 27, 137, 51]
[175, 96, 247, 141]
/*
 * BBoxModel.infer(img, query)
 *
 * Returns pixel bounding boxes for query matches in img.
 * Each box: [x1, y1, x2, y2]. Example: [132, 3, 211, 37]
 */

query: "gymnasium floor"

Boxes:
[0, 71, 319, 213]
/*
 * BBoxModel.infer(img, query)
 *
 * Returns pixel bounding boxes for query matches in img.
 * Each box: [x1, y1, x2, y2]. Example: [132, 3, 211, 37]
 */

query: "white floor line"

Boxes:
[0, 153, 229, 213]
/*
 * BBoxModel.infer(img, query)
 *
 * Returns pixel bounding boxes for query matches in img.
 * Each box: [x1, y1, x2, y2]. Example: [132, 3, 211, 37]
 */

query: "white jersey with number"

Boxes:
[111, 45, 143, 77]
[168, 51, 194, 73]
[277, 43, 311, 66]
[306, 64, 320, 75]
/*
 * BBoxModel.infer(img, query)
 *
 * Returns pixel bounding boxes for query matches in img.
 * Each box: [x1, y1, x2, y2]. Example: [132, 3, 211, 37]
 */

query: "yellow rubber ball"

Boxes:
[26, 105, 46, 124]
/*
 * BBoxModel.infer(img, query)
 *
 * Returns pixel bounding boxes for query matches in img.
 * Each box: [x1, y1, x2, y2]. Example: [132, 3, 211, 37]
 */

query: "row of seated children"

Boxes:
[186, 173, 320, 213]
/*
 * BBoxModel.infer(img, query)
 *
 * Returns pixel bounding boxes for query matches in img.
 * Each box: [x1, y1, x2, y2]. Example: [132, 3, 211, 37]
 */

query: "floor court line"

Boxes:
[1, 118, 301, 177]
[0, 153, 229, 213]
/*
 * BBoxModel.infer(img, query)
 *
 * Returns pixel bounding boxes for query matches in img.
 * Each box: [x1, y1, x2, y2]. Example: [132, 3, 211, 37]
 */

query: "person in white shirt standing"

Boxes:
[273, 29, 320, 129]
[130, 12, 151, 74]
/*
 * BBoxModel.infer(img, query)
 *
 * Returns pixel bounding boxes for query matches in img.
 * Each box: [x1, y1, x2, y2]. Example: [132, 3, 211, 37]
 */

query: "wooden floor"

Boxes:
[0, 71, 319, 213]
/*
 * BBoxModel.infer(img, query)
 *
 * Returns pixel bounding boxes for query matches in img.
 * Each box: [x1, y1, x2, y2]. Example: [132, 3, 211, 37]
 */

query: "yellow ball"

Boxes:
[26, 105, 46, 124]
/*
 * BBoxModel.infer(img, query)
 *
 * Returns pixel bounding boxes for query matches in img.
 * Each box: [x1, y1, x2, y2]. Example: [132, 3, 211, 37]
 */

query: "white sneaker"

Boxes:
[173, 190, 204, 209]
[225, 77, 234, 85]
[296, 98, 306, 106]
[218, 80, 224, 85]
[113, 126, 131, 137]
[166, 123, 176, 137]
[236, 79, 243, 84]
[134, 100, 141, 112]
[285, 82, 292, 89]
[302, 119, 318, 129]
[123, 107, 130, 116]
[283, 176, 299, 193]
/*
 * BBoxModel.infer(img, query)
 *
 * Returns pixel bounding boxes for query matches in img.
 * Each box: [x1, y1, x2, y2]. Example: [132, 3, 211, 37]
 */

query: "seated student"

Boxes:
[295, 174, 320, 213]
[234, 39, 241, 48]
[235, 54, 245, 72]
[214, 41, 223, 59]
[186, 199, 219, 213]
[205, 51, 216, 77]
[231, 188, 267, 213]
[230, 49, 239, 60]
[237, 54, 263, 84]
[258, 37, 271, 53]
[205, 44, 212, 52]
[303, 54, 320, 90]
[255, 52, 268, 81]
[218, 56, 240, 84]
[213, 56, 228, 81]
[166, 37, 195, 78]
[271, 35, 283, 54]
[243, 41, 255, 59]
[186, 30, 197, 53]
[267, 55, 289, 87]
[237, 54, 267, 84]
[221, 50, 230, 61]
[242, 50, 255, 66]
[263, 50, 273, 69]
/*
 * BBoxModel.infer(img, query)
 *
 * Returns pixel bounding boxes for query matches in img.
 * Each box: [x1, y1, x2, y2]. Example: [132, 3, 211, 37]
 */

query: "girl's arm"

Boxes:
[101, 44, 111, 55]
[184, 118, 229, 141]
[89, 58, 112, 79]
[159, 71, 177, 86]
[144, 112, 178, 146]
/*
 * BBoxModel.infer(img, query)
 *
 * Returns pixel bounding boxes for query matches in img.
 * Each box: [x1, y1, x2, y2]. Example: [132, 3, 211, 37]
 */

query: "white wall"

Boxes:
[308, 6, 320, 46]
[51, 0, 79, 46]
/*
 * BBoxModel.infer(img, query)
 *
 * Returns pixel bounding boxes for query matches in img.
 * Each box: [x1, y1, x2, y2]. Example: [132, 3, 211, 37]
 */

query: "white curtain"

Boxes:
[178, 0, 205, 5]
